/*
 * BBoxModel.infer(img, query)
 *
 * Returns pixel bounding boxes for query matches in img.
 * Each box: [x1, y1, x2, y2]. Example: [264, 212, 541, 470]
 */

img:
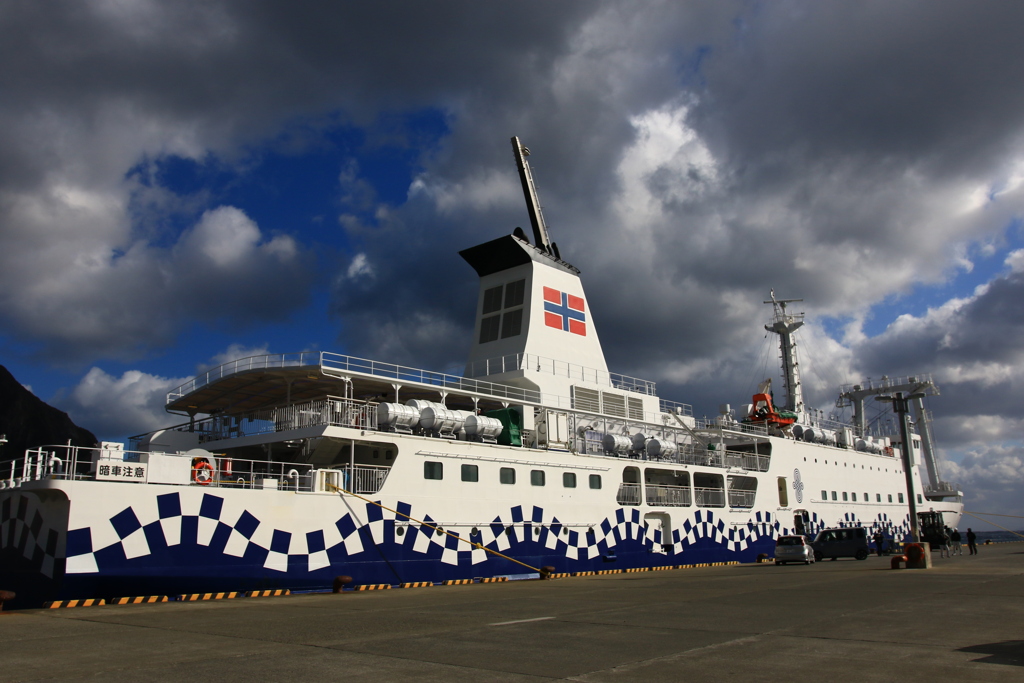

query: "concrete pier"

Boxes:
[3, 543, 1023, 681]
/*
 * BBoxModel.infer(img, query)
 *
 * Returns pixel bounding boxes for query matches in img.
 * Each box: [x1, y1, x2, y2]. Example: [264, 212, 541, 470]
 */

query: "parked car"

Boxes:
[811, 527, 870, 561]
[774, 535, 815, 565]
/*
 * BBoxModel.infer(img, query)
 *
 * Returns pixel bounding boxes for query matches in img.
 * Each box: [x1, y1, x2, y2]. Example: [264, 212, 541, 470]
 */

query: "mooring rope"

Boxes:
[327, 483, 542, 573]
[962, 511, 1024, 540]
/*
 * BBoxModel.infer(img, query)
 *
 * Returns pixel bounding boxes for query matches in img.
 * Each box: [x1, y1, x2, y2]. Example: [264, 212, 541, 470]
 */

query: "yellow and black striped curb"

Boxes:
[44, 598, 106, 608]
[246, 589, 291, 598]
[177, 592, 241, 601]
[442, 579, 474, 585]
[573, 571, 596, 576]
[399, 582, 433, 588]
[355, 584, 392, 591]
[110, 596, 168, 605]
[478, 577, 508, 583]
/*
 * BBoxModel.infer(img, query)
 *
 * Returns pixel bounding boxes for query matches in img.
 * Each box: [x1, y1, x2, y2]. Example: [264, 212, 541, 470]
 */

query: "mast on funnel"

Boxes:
[511, 136, 554, 255]
[764, 290, 805, 418]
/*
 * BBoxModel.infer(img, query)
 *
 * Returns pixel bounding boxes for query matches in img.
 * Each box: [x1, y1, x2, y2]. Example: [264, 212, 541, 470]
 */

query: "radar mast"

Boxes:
[764, 290, 805, 419]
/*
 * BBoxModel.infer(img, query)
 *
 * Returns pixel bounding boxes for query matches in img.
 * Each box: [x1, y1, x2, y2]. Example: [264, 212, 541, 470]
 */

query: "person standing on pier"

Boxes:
[966, 528, 978, 555]
[951, 528, 962, 556]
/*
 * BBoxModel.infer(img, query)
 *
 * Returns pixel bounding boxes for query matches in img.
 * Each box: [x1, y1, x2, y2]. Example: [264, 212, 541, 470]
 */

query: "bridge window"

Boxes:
[424, 462, 443, 480]
[461, 464, 478, 482]
[563, 472, 577, 488]
[500, 467, 516, 485]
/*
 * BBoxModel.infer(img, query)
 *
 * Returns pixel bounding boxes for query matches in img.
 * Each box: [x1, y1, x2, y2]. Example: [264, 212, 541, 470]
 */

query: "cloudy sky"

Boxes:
[2, 1, 1022, 527]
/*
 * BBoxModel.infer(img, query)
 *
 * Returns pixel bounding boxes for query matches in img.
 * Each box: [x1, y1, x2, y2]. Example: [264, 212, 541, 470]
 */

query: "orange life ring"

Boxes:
[192, 461, 215, 485]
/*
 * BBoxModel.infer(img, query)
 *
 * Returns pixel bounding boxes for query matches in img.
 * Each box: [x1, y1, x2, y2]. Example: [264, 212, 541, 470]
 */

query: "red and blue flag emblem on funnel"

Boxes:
[543, 286, 586, 336]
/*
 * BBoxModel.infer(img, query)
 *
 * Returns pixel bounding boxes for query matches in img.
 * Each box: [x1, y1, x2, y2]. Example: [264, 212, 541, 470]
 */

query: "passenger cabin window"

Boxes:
[589, 474, 602, 489]
[461, 464, 479, 482]
[500, 467, 516, 485]
[863, 492, 868, 501]
[851, 493, 857, 502]
[531, 470, 546, 486]
[831, 491, 837, 501]
[876, 494, 881, 502]
[842, 492, 848, 502]
[898, 493, 904, 503]
[424, 462, 443, 480]
[563, 472, 577, 488]
[917, 494, 923, 504]
[821, 490, 827, 500]
[888, 494, 893, 503]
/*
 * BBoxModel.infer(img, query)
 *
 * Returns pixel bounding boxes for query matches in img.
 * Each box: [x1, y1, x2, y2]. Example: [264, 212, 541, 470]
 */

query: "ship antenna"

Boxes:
[763, 291, 805, 418]
[511, 136, 553, 254]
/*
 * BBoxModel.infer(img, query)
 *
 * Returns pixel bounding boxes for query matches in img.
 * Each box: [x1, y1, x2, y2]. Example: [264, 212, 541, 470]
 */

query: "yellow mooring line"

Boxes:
[962, 511, 1024, 540]
[326, 484, 542, 574]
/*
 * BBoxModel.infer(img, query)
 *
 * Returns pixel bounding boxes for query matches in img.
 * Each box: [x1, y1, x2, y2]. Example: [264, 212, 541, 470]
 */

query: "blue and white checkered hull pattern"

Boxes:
[3, 485, 916, 606]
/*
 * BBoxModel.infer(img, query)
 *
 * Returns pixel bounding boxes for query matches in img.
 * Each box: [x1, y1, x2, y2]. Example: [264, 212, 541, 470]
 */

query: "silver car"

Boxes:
[774, 535, 815, 565]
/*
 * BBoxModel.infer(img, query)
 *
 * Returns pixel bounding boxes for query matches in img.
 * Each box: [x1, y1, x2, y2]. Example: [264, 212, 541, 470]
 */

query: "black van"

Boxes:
[811, 527, 869, 561]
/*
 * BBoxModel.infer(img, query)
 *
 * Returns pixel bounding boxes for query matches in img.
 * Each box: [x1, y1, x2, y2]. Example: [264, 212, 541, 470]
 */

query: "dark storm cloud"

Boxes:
[2, 0, 1024, 512]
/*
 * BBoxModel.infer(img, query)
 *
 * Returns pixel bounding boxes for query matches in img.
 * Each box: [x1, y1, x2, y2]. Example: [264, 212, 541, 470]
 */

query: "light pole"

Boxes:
[876, 391, 926, 543]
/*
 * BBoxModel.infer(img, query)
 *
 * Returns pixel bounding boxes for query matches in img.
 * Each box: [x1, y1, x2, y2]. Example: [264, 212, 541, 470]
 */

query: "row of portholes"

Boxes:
[804, 456, 899, 475]
[393, 524, 579, 539]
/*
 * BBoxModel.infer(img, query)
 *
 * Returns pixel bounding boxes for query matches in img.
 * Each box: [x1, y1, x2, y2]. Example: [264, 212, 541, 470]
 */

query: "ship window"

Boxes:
[842, 492, 849, 502]
[917, 494, 923, 504]
[589, 474, 602, 489]
[424, 462, 443, 480]
[777, 477, 789, 507]
[831, 491, 837, 501]
[851, 492, 857, 502]
[821, 490, 827, 500]
[500, 467, 516, 485]
[864, 492, 868, 501]
[563, 472, 577, 488]
[479, 315, 500, 343]
[504, 279, 525, 308]
[898, 493, 904, 503]
[876, 494, 881, 502]
[483, 286, 503, 314]
[531, 470, 545, 486]
[461, 464, 478, 482]
[500, 309, 523, 338]
[888, 494, 893, 503]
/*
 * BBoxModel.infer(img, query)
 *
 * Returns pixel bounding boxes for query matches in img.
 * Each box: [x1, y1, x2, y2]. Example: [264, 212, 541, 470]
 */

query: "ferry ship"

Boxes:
[0, 138, 963, 607]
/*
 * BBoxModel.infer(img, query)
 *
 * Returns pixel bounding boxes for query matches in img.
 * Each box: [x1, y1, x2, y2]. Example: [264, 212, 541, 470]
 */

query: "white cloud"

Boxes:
[60, 367, 188, 438]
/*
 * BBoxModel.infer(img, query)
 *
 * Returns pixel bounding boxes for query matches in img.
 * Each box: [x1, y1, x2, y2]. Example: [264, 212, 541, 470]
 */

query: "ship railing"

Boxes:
[694, 487, 726, 508]
[163, 396, 380, 444]
[0, 444, 391, 495]
[658, 400, 694, 417]
[645, 484, 692, 507]
[723, 451, 771, 472]
[167, 352, 323, 403]
[727, 489, 757, 508]
[320, 352, 543, 403]
[616, 482, 642, 506]
[464, 353, 658, 396]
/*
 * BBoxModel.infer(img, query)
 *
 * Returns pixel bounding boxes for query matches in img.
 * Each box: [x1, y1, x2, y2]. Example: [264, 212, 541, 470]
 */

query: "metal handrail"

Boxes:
[464, 352, 658, 396]
[616, 482, 642, 506]
[694, 487, 726, 508]
[645, 484, 692, 507]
